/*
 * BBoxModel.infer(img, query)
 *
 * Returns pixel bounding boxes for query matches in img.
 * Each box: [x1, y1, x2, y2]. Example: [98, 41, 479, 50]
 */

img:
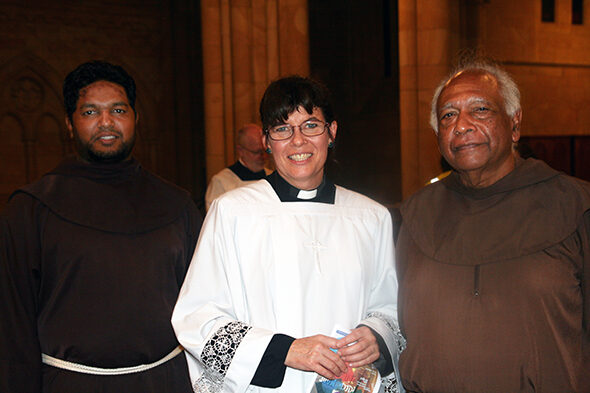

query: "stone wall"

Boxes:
[475, 0, 590, 137]
[398, 0, 463, 197]
[398, 0, 590, 197]
[0, 0, 205, 210]
[200, 0, 309, 181]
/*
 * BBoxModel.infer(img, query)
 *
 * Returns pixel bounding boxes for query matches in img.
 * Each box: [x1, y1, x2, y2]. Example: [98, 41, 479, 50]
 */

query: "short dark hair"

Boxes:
[63, 60, 136, 121]
[259, 75, 335, 131]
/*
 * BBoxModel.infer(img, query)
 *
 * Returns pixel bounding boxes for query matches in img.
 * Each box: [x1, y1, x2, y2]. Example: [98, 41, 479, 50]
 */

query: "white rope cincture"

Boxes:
[41, 345, 183, 376]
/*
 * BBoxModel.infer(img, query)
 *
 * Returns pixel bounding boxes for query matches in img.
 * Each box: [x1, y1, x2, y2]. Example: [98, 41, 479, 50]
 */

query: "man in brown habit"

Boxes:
[396, 57, 589, 393]
[0, 61, 202, 393]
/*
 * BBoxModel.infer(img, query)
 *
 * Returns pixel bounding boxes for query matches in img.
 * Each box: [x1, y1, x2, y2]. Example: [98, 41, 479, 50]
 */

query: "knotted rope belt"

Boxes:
[41, 345, 183, 376]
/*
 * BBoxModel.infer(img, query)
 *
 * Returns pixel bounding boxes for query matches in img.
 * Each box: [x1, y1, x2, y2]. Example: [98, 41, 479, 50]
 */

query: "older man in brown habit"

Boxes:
[396, 57, 589, 393]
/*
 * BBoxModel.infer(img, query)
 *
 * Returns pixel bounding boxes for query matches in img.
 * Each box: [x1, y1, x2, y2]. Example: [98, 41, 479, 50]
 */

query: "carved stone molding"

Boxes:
[0, 54, 69, 188]
[9, 76, 45, 113]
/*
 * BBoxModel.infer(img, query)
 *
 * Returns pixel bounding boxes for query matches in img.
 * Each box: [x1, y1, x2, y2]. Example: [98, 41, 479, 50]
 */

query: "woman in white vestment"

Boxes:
[172, 76, 404, 393]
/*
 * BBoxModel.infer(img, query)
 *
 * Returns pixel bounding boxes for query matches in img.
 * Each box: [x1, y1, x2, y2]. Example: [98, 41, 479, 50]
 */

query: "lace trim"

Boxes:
[367, 312, 406, 352]
[193, 370, 223, 393]
[366, 312, 406, 393]
[382, 374, 402, 393]
[194, 321, 252, 392]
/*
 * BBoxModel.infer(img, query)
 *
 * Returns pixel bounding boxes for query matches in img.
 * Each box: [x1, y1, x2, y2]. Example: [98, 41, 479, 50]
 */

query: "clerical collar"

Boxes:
[265, 171, 336, 204]
[229, 160, 266, 181]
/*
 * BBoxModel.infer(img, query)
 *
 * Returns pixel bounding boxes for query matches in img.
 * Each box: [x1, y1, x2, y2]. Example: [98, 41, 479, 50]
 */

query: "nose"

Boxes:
[453, 112, 473, 136]
[98, 111, 115, 128]
[290, 125, 306, 146]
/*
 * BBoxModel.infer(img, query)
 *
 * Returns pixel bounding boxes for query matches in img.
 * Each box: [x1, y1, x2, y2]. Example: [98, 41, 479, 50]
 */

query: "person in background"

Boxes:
[204, 123, 268, 210]
[173, 75, 405, 393]
[0, 60, 202, 393]
[396, 55, 589, 393]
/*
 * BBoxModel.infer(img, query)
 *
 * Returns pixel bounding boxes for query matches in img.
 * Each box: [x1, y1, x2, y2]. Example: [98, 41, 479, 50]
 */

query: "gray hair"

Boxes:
[430, 58, 521, 134]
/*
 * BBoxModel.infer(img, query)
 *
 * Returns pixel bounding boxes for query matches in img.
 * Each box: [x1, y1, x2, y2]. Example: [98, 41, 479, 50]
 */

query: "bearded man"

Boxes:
[0, 61, 202, 393]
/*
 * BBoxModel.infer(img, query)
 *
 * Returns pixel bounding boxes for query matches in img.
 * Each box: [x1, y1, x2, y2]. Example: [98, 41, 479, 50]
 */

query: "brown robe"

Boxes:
[397, 158, 590, 393]
[0, 157, 202, 393]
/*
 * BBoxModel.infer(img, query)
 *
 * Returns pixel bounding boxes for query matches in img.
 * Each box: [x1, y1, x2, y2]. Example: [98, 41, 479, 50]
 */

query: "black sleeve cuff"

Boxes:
[360, 324, 394, 376]
[250, 334, 295, 388]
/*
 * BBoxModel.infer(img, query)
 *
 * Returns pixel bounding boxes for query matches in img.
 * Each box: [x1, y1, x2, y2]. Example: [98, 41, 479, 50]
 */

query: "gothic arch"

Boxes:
[0, 53, 66, 190]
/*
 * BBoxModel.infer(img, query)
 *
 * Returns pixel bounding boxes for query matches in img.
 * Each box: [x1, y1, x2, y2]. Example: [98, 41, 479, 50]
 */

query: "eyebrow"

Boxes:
[285, 116, 322, 124]
[301, 116, 322, 123]
[79, 102, 130, 109]
[439, 97, 492, 112]
[274, 116, 321, 127]
[438, 103, 456, 112]
[466, 97, 492, 106]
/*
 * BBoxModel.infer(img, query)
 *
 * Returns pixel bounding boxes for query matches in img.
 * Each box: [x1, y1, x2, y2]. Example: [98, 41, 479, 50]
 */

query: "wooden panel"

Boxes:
[519, 136, 572, 174]
[519, 135, 590, 182]
[574, 136, 590, 181]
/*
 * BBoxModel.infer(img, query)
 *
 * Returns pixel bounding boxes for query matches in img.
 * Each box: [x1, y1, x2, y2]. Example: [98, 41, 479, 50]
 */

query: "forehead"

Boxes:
[438, 70, 504, 109]
[78, 80, 129, 102]
[243, 125, 262, 137]
[241, 127, 263, 146]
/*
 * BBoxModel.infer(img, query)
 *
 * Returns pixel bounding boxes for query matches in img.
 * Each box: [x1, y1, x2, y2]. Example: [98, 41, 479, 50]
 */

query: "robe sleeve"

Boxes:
[183, 201, 203, 273]
[0, 194, 44, 393]
[356, 208, 406, 393]
[250, 333, 294, 387]
[582, 209, 590, 392]
[583, 211, 590, 335]
[172, 198, 274, 393]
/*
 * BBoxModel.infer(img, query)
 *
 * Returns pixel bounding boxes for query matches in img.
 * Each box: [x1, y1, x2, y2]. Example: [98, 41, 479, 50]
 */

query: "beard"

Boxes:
[73, 126, 136, 164]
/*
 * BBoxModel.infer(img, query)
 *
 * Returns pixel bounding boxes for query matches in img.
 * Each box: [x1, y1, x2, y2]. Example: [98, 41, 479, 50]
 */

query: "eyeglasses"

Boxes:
[265, 120, 329, 141]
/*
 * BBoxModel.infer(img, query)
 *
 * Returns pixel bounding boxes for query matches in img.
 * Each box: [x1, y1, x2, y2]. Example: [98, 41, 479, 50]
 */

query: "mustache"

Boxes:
[91, 126, 123, 142]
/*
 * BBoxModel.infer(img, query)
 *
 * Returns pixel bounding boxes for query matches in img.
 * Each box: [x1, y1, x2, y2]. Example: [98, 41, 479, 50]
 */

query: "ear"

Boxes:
[510, 109, 522, 143]
[328, 120, 338, 143]
[134, 111, 140, 126]
[65, 115, 74, 138]
[261, 130, 270, 150]
[235, 144, 244, 159]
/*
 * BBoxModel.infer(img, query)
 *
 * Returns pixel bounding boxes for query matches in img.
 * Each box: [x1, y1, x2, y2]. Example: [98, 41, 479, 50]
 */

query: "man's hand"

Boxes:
[285, 335, 348, 379]
[333, 326, 379, 367]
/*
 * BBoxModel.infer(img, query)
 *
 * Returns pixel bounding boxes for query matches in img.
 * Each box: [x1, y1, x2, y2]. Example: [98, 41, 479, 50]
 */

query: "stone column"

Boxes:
[398, 0, 461, 198]
[201, 0, 309, 181]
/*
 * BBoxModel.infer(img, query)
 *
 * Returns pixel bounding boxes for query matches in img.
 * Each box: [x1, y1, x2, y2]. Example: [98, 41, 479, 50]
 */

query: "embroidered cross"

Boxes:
[305, 239, 327, 273]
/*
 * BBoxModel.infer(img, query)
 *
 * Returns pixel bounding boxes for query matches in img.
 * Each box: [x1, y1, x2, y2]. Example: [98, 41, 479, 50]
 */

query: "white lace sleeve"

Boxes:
[193, 322, 252, 393]
[361, 312, 407, 393]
